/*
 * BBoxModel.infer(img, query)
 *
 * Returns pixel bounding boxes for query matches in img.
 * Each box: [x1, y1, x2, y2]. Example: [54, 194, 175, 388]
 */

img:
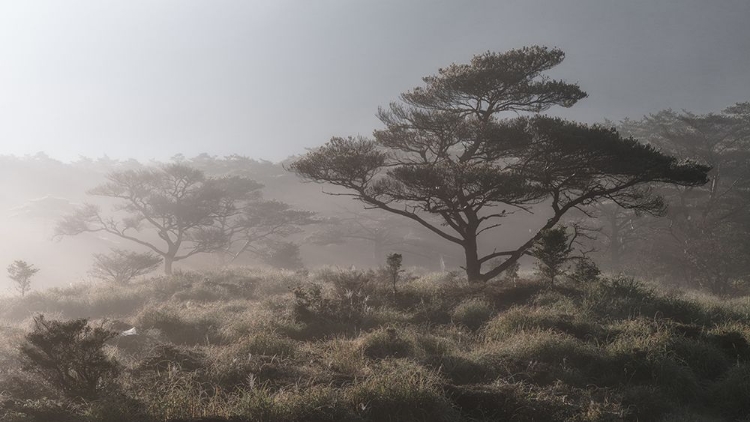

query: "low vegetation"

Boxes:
[1, 267, 749, 421]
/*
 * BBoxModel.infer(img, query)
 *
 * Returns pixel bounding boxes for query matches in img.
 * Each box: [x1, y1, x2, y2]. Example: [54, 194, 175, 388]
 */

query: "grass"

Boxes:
[1, 268, 750, 421]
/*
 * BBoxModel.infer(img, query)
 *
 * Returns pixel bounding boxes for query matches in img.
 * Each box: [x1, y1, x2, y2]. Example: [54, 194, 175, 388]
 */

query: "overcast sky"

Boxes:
[1, 0, 749, 163]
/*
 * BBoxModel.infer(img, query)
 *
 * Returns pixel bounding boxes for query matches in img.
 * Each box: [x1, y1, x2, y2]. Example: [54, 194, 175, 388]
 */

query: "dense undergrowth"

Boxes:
[1, 267, 750, 421]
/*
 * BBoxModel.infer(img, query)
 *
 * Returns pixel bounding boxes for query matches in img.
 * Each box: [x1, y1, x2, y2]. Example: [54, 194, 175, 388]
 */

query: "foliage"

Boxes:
[385, 252, 404, 296]
[530, 226, 573, 285]
[7, 260, 39, 297]
[19, 315, 119, 400]
[262, 241, 304, 270]
[597, 104, 750, 294]
[569, 257, 601, 284]
[56, 163, 315, 274]
[89, 248, 162, 284]
[501, 261, 520, 284]
[291, 46, 710, 281]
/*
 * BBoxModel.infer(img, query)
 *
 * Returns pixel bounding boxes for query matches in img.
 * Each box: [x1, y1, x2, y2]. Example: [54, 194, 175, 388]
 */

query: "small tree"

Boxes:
[385, 253, 404, 296]
[530, 227, 573, 285]
[20, 315, 120, 401]
[7, 260, 39, 297]
[89, 249, 163, 284]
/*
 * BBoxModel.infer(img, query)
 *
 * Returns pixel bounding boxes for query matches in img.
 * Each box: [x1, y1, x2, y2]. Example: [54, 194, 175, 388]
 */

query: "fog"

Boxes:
[2, 0, 750, 293]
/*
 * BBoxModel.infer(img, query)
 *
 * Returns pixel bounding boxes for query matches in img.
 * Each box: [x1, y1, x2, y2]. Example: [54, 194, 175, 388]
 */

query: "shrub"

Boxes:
[19, 315, 119, 401]
[451, 298, 495, 331]
[569, 258, 600, 284]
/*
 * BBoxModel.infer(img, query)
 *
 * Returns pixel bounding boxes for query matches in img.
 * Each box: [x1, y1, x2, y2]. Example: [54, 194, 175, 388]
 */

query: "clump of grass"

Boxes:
[135, 306, 223, 346]
[344, 359, 457, 422]
[484, 306, 598, 341]
[360, 327, 416, 360]
[319, 337, 369, 377]
[235, 332, 298, 358]
[475, 330, 603, 386]
[710, 363, 750, 420]
[451, 298, 495, 331]
[137, 344, 206, 372]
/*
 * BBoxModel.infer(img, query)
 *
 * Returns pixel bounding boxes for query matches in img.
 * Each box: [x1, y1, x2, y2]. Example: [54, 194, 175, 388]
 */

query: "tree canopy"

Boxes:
[291, 46, 710, 282]
[57, 163, 315, 274]
[599, 103, 750, 294]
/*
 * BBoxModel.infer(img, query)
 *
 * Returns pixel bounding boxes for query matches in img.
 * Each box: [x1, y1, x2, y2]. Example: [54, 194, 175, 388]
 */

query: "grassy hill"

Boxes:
[1, 268, 749, 421]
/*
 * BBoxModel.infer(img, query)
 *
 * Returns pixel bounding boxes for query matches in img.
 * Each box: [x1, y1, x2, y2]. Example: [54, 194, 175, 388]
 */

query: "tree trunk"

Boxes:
[463, 237, 483, 282]
[164, 257, 173, 275]
[610, 218, 621, 271]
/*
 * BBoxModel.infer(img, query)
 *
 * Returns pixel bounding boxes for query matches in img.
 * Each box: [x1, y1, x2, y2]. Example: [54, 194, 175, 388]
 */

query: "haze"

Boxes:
[1, 0, 749, 162]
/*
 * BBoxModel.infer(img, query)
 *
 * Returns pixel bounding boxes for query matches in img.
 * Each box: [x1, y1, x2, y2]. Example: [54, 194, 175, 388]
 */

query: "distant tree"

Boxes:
[291, 46, 710, 282]
[56, 164, 262, 274]
[7, 260, 39, 297]
[222, 200, 318, 263]
[262, 241, 305, 270]
[89, 249, 163, 284]
[609, 104, 750, 294]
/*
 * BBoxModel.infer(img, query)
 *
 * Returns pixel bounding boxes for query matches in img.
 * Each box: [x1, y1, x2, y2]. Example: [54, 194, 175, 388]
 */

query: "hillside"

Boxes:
[1, 268, 749, 421]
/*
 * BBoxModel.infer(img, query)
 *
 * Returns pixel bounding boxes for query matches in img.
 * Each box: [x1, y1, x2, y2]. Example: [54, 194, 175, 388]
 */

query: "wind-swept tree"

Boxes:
[57, 164, 262, 274]
[291, 46, 710, 282]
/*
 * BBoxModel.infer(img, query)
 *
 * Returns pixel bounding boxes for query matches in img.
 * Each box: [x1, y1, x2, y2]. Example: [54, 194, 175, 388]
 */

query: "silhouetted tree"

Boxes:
[56, 164, 261, 274]
[291, 46, 710, 282]
[7, 260, 39, 297]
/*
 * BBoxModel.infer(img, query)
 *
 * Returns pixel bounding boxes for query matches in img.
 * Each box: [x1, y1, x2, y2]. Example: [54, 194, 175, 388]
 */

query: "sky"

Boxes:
[1, 0, 749, 163]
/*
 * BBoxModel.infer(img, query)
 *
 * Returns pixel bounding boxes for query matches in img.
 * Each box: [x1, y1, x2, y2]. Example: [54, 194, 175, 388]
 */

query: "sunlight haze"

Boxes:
[1, 0, 749, 162]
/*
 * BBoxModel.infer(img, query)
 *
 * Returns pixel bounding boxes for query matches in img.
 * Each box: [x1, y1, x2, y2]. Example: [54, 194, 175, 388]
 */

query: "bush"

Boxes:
[451, 298, 494, 331]
[19, 315, 120, 401]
